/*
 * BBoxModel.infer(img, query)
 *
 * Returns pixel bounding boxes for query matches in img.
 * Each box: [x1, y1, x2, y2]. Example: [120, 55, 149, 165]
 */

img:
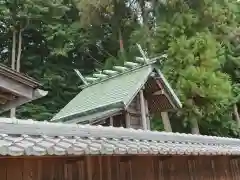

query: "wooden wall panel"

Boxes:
[0, 159, 7, 180]
[23, 159, 38, 180]
[111, 156, 120, 180]
[230, 158, 240, 180]
[1, 155, 240, 180]
[214, 156, 231, 180]
[7, 159, 23, 180]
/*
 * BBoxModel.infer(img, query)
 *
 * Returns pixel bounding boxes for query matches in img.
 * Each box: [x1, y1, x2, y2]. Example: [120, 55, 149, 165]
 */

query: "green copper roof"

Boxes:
[51, 62, 182, 123]
[51, 65, 153, 122]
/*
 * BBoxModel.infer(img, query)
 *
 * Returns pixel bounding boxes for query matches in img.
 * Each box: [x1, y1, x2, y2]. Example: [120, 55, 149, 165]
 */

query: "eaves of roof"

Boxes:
[0, 64, 42, 88]
[53, 101, 124, 123]
[64, 108, 122, 124]
[0, 118, 240, 156]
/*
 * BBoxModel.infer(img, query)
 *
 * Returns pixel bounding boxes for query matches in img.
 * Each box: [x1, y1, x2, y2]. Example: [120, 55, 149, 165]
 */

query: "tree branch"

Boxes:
[16, 30, 22, 72]
[234, 104, 240, 128]
[11, 29, 16, 70]
[10, 28, 17, 118]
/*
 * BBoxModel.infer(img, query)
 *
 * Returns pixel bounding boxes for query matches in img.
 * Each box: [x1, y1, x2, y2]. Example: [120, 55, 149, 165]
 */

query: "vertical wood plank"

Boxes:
[187, 158, 194, 180]
[230, 159, 235, 180]
[111, 156, 119, 180]
[23, 159, 36, 180]
[231, 159, 237, 180]
[120, 158, 133, 180]
[107, 156, 112, 180]
[231, 158, 240, 180]
[119, 161, 125, 180]
[236, 158, 240, 180]
[152, 157, 159, 180]
[7, 159, 23, 180]
[72, 162, 79, 180]
[129, 160, 133, 180]
[211, 158, 217, 180]
[64, 162, 68, 180]
[159, 159, 164, 180]
[202, 156, 214, 180]
[0, 159, 7, 180]
[145, 99, 150, 130]
[99, 156, 103, 180]
[42, 159, 55, 180]
[55, 159, 64, 180]
[67, 163, 73, 180]
[146, 157, 154, 180]
[110, 117, 114, 126]
[77, 160, 85, 180]
[37, 160, 42, 180]
[214, 156, 231, 180]
[125, 112, 131, 128]
[101, 156, 111, 180]
[116, 156, 120, 180]
[86, 156, 92, 180]
[131, 156, 152, 180]
[166, 157, 175, 180]
[50, 160, 55, 180]
[139, 89, 147, 130]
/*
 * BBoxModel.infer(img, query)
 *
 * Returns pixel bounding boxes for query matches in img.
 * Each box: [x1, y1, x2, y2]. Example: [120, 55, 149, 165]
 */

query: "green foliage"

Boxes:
[0, 0, 240, 137]
[0, 0, 139, 121]
[128, 0, 240, 135]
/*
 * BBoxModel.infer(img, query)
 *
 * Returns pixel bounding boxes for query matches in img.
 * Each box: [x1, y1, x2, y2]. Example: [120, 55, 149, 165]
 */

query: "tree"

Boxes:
[224, 30, 240, 129]
[0, 0, 135, 121]
[73, 0, 140, 64]
[128, 0, 238, 134]
[0, 0, 240, 138]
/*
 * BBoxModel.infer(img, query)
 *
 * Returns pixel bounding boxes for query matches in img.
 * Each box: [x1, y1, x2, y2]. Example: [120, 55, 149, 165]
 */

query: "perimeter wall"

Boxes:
[0, 155, 239, 180]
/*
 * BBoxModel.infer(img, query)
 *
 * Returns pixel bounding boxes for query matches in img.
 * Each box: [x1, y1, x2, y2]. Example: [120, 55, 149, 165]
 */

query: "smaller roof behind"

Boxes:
[52, 65, 153, 122]
[0, 118, 239, 156]
[0, 64, 47, 113]
[52, 62, 182, 123]
[0, 64, 41, 88]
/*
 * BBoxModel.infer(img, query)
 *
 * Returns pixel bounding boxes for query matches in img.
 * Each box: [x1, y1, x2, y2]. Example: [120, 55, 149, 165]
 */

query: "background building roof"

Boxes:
[51, 63, 182, 123]
[0, 64, 47, 113]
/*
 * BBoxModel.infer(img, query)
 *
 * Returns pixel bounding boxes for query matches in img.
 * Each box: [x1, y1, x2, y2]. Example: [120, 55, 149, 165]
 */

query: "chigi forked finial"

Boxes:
[74, 44, 168, 86]
[136, 43, 168, 64]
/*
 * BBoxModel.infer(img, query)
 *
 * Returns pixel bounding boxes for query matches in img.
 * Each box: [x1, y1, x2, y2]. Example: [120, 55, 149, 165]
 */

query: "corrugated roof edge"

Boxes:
[1, 117, 240, 146]
[51, 101, 124, 122]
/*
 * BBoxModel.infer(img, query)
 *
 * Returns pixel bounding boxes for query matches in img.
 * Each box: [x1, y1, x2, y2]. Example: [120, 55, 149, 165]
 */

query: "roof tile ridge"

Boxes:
[1, 118, 240, 146]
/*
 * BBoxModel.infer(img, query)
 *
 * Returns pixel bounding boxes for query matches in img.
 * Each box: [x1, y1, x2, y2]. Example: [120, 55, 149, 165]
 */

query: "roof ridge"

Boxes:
[0, 118, 239, 146]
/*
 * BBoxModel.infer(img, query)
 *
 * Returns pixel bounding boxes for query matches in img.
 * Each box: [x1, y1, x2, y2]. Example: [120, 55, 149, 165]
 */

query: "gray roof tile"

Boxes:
[0, 118, 239, 156]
